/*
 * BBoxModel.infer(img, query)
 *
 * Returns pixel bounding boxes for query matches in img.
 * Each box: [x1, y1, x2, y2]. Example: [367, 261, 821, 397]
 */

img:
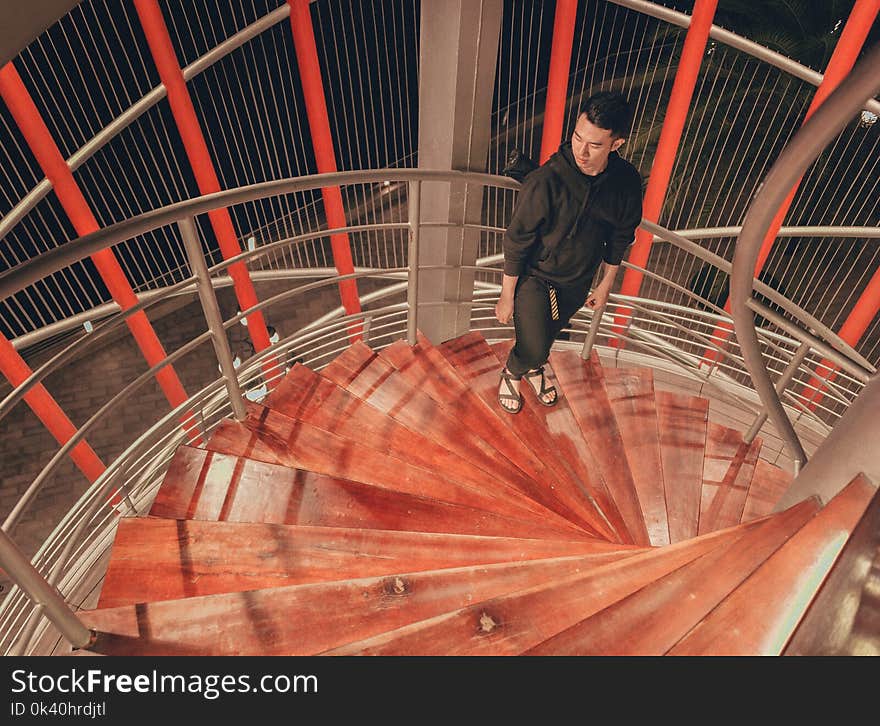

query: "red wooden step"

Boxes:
[656, 390, 708, 543]
[437, 332, 619, 540]
[98, 518, 643, 608]
[524, 497, 820, 655]
[488, 340, 632, 545]
[79, 553, 640, 656]
[206, 403, 582, 533]
[320, 341, 587, 532]
[152, 446, 594, 540]
[602, 366, 669, 547]
[668, 473, 876, 655]
[700, 422, 762, 534]
[549, 349, 651, 546]
[328, 337, 608, 538]
[262, 363, 585, 535]
[323, 522, 751, 655]
[741, 458, 793, 522]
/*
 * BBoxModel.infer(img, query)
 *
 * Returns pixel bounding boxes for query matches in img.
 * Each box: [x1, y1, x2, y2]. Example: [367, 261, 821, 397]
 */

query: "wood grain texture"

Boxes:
[489, 340, 630, 544]
[152, 446, 593, 540]
[323, 524, 748, 655]
[437, 332, 617, 539]
[322, 340, 595, 536]
[741, 458, 792, 522]
[699, 423, 761, 534]
[602, 367, 669, 547]
[262, 363, 583, 533]
[656, 390, 708, 543]
[669, 474, 875, 655]
[81, 555, 638, 656]
[525, 498, 820, 655]
[550, 350, 651, 547]
[99, 518, 642, 608]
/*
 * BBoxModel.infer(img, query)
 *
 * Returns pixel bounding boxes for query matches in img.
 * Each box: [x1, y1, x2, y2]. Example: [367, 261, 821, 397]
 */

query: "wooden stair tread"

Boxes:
[524, 498, 820, 655]
[98, 518, 641, 608]
[85, 330, 866, 656]
[261, 365, 583, 532]
[151, 446, 595, 540]
[322, 523, 752, 655]
[80, 553, 642, 656]
[700, 422, 762, 534]
[549, 350, 651, 546]
[601, 366, 669, 547]
[206, 405, 588, 535]
[436, 332, 616, 539]
[741, 458, 793, 522]
[656, 390, 708, 544]
[321, 341, 593, 535]
[669, 474, 876, 655]
[488, 340, 630, 544]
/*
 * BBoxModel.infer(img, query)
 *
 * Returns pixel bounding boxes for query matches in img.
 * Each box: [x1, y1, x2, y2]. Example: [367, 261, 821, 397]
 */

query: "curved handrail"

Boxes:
[4, 0, 879, 302]
[730, 43, 880, 474]
[0, 168, 517, 302]
[0, 163, 876, 653]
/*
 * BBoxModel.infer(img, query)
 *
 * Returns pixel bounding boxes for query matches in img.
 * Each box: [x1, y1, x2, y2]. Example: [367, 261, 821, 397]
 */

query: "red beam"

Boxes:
[539, 0, 578, 164]
[0, 62, 196, 439]
[287, 0, 362, 336]
[0, 335, 105, 483]
[801, 260, 880, 409]
[133, 0, 276, 362]
[613, 0, 718, 347]
[701, 0, 880, 367]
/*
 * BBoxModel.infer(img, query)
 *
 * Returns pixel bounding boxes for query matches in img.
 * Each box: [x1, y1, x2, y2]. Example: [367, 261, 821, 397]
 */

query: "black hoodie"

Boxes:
[502, 142, 643, 288]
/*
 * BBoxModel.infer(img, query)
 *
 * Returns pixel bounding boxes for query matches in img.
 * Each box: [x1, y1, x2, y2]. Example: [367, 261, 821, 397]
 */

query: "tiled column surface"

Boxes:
[0, 277, 399, 598]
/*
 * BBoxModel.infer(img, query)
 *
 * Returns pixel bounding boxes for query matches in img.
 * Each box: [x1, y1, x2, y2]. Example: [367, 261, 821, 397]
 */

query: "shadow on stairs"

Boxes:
[65, 331, 876, 656]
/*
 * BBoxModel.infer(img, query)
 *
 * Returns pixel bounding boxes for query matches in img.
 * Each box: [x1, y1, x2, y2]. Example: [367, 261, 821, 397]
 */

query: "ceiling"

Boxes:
[0, 0, 82, 67]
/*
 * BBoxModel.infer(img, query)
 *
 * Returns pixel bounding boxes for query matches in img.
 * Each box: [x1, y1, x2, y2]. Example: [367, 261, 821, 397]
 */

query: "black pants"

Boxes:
[505, 275, 589, 378]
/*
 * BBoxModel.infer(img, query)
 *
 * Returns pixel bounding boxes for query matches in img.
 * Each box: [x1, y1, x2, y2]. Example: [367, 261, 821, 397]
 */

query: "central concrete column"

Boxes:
[774, 372, 880, 510]
[416, 0, 502, 344]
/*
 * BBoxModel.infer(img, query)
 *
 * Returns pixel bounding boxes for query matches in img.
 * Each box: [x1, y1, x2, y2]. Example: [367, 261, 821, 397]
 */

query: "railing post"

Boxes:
[744, 341, 810, 444]
[0, 528, 94, 650]
[729, 43, 880, 476]
[580, 299, 606, 359]
[407, 180, 422, 345]
[178, 217, 248, 422]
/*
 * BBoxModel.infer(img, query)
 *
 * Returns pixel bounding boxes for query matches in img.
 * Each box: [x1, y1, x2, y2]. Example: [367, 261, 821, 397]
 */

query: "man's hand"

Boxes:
[585, 286, 610, 310]
[495, 295, 514, 324]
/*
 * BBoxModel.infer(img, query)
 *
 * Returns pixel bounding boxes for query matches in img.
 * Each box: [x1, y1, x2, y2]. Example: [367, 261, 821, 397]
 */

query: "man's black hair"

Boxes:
[580, 91, 633, 139]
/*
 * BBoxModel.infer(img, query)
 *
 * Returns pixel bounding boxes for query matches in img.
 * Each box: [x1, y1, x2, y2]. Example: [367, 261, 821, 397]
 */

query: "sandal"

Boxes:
[498, 367, 523, 414]
[524, 366, 558, 407]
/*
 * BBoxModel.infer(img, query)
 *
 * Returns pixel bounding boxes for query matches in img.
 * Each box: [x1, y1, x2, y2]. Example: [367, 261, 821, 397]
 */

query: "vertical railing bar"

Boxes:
[744, 341, 810, 443]
[0, 530, 94, 651]
[178, 216, 248, 421]
[580, 299, 606, 359]
[407, 180, 421, 345]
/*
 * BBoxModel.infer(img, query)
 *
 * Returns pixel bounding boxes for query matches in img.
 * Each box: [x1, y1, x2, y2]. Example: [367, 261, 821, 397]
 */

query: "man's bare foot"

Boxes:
[498, 367, 523, 414]
[523, 366, 558, 406]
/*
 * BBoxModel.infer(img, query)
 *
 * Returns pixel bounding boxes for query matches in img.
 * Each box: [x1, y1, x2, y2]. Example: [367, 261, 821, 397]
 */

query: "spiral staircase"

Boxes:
[57, 330, 871, 656]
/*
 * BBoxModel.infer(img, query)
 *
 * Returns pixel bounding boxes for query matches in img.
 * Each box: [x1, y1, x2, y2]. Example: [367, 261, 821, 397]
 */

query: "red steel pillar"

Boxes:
[539, 0, 578, 164]
[134, 0, 277, 363]
[0, 63, 195, 437]
[701, 0, 880, 367]
[0, 336, 105, 483]
[287, 0, 361, 335]
[613, 0, 718, 347]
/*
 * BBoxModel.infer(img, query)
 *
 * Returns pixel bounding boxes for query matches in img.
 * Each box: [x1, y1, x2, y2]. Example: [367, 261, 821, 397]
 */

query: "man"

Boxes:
[495, 91, 643, 413]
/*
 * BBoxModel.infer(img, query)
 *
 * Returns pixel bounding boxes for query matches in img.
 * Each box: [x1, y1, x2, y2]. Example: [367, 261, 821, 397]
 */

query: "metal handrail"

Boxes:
[729, 43, 880, 475]
[0, 166, 875, 652]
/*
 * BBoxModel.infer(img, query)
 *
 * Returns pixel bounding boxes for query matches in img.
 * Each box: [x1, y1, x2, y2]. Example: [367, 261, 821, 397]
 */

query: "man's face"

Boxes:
[571, 113, 625, 176]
